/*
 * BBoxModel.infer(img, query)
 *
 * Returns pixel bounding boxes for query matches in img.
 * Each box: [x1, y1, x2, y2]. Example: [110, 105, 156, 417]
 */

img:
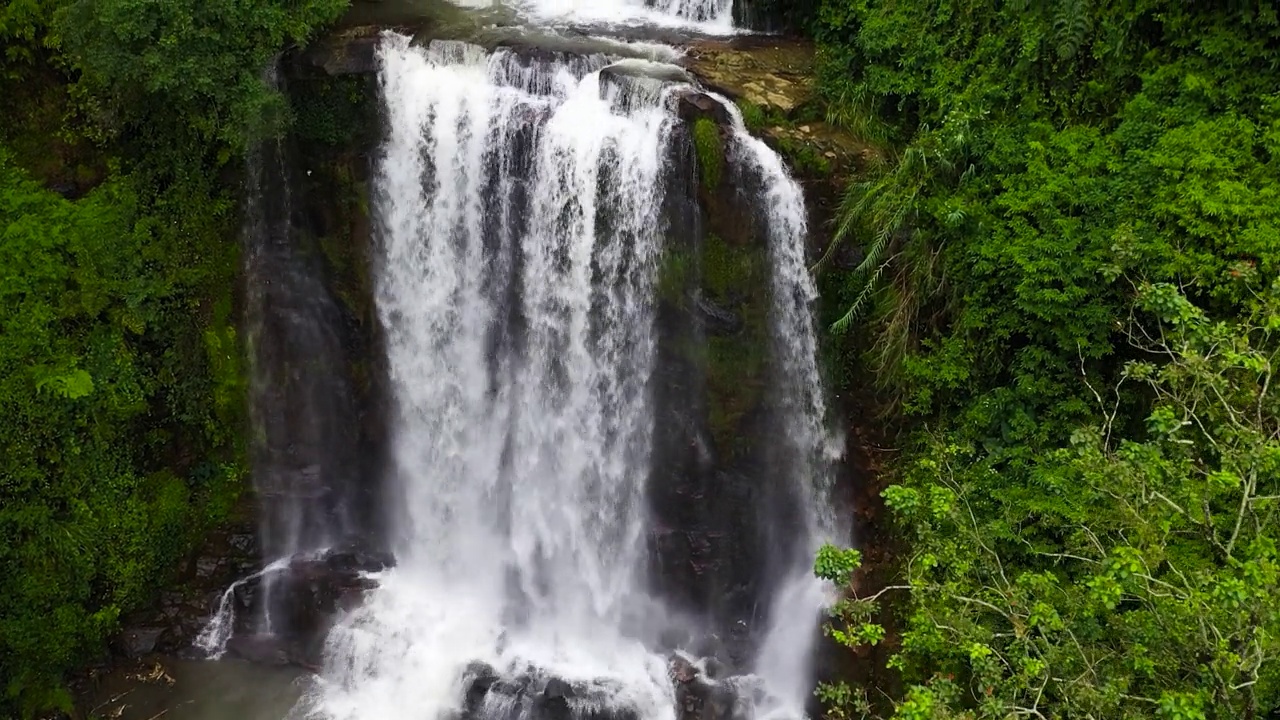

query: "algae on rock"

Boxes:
[692, 117, 725, 191]
[699, 233, 769, 459]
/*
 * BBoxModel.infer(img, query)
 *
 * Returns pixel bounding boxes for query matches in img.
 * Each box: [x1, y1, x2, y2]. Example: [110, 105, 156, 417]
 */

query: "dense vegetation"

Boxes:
[809, 1, 1280, 718]
[0, 0, 343, 714]
[4, 0, 1277, 717]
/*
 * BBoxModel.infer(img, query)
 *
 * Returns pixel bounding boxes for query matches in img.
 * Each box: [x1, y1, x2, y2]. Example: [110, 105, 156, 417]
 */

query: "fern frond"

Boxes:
[830, 255, 893, 334]
[1052, 0, 1093, 60]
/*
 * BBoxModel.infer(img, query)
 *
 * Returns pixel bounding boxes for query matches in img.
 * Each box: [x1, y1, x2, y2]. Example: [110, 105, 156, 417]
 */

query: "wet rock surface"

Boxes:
[455, 657, 768, 720]
[112, 513, 262, 658]
[111, 520, 390, 674]
[461, 662, 642, 720]
[219, 543, 392, 667]
[677, 91, 733, 126]
[670, 656, 765, 720]
[681, 37, 815, 115]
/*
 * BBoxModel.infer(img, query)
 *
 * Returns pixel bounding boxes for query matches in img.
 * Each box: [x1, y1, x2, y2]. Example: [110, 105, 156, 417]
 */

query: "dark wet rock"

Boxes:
[196, 556, 222, 578]
[299, 25, 388, 75]
[228, 533, 257, 554]
[694, 295, 742, 336]
[225, 544, 390, 663]
[544, 677, 574, 701]
[676, 92, 732, 126]
[461, 664, 641, 720]
[669, 656, 760, 720]
[601, 61, 696, 90]
[539, 676, 575, 720]
[323, 545, 395, 573]
[115, 627, 166, 658]
[464, 662, 501, 709]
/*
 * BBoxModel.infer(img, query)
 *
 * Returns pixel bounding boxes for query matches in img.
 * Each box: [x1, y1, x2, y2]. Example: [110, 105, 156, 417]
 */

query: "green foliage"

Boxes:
[56, 0, 347, 156]
[0, 0, 345, 714]
[737, 99, 785, 134]
[815, 543, 863, 585]
[735, 100, 833, 176]
[692, 117, 724, 190]
[858, 286, 1280, 718]
[812, 1, 1280, 717]
[775, 135, 832, 177]
[0, 152, 245, 713]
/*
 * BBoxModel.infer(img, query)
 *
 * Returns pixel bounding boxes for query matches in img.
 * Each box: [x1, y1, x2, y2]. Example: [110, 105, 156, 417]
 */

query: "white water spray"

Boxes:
[195, 557, 294, 659]
[295, 34, 683, 720]
[211, 8, 846, 720]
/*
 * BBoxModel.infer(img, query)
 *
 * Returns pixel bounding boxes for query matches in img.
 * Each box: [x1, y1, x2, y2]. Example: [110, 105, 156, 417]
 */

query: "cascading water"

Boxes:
[199, 75, 368, 654]
[500, 0, 735, 30]
[194, 558, 294, 659]
[718, 100, 844, 714]
[185, 0, 847, 713]
[295, 34, 681, 720]
[280, 26, 843, 720]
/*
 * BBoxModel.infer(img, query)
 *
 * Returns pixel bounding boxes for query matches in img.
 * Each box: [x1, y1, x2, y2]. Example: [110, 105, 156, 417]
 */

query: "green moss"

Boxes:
[699, 233, 769, 455]
[776, 136, 832, 176]
[734, 100, 832, 177]
[703, 232, 759, 299]
[736, 99, 781, 134]
[657, 249, 692, 308]
[692, 117, 724, 190]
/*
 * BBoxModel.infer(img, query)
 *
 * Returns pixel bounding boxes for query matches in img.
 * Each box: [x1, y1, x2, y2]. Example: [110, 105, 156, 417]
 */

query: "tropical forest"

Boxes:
[1, 1, 1276, 720]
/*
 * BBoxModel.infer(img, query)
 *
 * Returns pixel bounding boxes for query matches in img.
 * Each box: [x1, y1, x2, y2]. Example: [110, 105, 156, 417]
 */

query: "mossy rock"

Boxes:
[658, 249, 693, 309]
[699, 233, 769, 457]
[692, 117, 724, 191]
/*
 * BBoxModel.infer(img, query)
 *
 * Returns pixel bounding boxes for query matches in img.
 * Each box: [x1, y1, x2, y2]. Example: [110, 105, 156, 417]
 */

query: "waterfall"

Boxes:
[175, 0, 852, 711]
[226, 65, 365, 642]
[294, 34, 681, 720]
[277, 26, 846, 720]
[194, 557, 294, 659]
[710, 96, 844, 718]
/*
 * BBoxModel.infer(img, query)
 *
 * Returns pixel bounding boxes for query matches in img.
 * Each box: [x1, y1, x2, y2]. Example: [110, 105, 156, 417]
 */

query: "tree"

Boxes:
[817, 282, 1280, 718]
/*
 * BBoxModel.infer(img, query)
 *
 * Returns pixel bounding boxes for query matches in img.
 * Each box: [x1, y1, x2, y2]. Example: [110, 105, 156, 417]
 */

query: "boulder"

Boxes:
[299, 26, 385, 75]
[694, 295, 743, 336]
[669, 656, 762, 720]
[461, 664, 640, 720]
[676, 92, 732, 126]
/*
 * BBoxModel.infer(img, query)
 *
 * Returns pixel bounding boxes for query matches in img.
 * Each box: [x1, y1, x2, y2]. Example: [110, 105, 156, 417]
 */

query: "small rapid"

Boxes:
[462, 0, 737, 31]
